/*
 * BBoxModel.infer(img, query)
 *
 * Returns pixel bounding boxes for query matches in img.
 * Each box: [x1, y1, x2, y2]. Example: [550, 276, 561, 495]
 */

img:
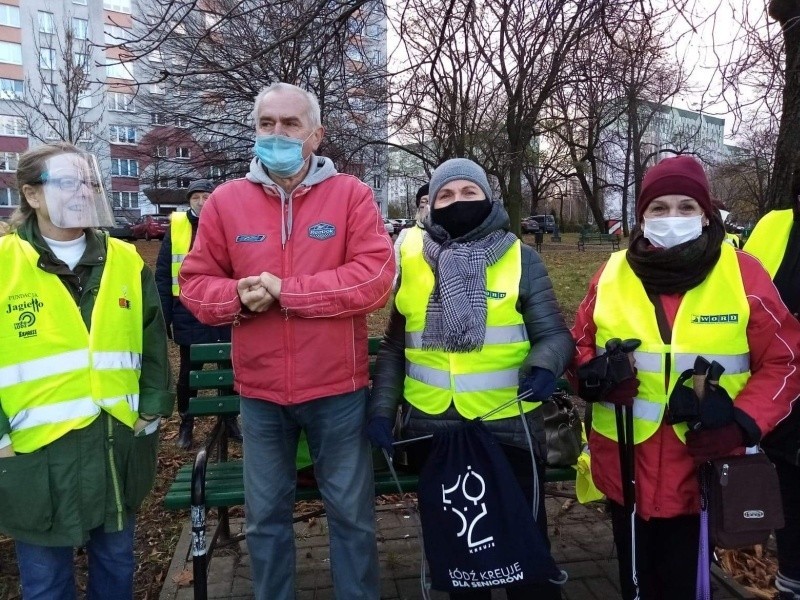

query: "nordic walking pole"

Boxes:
[605, 338, 641, 600]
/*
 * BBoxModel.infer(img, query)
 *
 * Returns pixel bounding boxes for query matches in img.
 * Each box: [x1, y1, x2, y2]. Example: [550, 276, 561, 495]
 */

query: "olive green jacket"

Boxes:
[0, 220, 173, 546]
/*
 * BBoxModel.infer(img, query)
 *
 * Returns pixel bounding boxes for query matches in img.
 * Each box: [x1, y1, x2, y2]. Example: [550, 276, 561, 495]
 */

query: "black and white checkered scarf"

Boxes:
[421, 228, 517, 352]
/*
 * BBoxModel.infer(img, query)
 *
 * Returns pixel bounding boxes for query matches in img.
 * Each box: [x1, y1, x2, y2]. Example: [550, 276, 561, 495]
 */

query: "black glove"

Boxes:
[518, 367, 557, 401]
[577, 338, 640, 403]
[366, 416, 395, 453]
[698, 384, 735, 430]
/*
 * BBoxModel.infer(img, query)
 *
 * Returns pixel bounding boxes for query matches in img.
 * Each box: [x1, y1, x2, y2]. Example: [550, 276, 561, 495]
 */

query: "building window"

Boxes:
[72, 18, 88, 40]
[43, 83, 56, 104]
[0, 152, 19, 172]
[174, 116, 188, 127]
[155, 146, 167, 157]
[103, 0, 131, 14]
[176, 177, 190, 188]
[175, 147, 190, 159]
[104, 25, 131, 45]
[373, 175, 381, 190]
[209, 165, 223, 179]
[109, 125, 137, 144]
[0, 187, 20, 207]
[78, 122, 92, 141]
[0, 115, 26, 137]
[0, 42, 22, 65]
[150, 112, 167, 125]
[107, 92, 135, 112]
[155, 177, 169, 188]
[77, 90, 92, 108]
[39, 48, 56, 70]
[150, 82, 165, 95]
[38, 11, 55, 34]
[111, 158, 138, 177]
[0, 78, 23, 101]
[111, 191, 138, 209]
[0, 4, 20, 27]
[72, 51, 90, 72]
[106, 62, 134, 80]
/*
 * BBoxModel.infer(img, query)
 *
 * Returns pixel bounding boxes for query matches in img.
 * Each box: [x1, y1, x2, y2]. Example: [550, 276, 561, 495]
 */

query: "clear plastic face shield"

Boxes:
[39, 152, 114, 229]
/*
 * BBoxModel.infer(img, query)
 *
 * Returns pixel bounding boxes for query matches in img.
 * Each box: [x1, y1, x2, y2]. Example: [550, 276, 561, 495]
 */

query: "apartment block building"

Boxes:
[0, 0, 389, 220]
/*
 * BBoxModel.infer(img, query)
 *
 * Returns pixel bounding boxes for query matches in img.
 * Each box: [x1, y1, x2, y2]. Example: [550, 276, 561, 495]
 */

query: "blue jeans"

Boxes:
[15, 517, 135, 600]
[241, 389, 379, 599]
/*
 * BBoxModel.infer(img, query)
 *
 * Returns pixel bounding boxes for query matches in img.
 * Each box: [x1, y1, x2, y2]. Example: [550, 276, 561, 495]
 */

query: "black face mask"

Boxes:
[431, 198, 492, 239]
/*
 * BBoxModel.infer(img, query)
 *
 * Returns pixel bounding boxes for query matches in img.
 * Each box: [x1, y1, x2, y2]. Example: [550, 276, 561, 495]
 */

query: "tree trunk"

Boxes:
[768, 0, 800, 210]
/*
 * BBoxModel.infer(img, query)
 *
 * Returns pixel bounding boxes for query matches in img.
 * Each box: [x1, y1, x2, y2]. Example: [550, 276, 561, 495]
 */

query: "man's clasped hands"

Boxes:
[237, 272, 282, 313]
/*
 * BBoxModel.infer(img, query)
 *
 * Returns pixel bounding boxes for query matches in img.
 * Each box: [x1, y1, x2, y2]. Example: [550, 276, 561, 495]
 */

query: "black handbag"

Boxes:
[707, 452, 785, 549]
[541, 392, 583, 468]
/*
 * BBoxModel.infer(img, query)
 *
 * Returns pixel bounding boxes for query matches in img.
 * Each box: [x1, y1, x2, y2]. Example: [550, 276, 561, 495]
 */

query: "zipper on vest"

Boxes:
[106, 413, 125, 530]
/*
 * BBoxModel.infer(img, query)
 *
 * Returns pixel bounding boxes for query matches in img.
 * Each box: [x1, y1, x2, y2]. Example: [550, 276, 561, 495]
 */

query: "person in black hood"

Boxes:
[155, 180, 236, 449]
[367, 158, 573, 600]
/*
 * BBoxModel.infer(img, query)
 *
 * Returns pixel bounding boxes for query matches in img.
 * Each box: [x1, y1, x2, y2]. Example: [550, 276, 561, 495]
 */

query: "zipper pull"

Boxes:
[233, 313, 241, 327]
[719, 463, 729, 486]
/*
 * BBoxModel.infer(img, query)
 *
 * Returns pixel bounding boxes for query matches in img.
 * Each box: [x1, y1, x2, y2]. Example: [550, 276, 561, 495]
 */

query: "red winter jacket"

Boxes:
[179, 156, 395, 404]
[570, 250, 800, 519]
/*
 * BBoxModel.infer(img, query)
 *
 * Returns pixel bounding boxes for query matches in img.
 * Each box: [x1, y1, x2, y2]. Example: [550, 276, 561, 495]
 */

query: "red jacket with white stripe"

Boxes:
[570, 250, 800, 519]
[179, 157, 395, 405]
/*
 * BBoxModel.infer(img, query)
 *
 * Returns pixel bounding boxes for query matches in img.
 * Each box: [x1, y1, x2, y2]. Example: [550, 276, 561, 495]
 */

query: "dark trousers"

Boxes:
[406, 442, 562, 600]
[176, 344, 192, 415]
[775, 458, 800, 580]
[609, 501, 701, 600]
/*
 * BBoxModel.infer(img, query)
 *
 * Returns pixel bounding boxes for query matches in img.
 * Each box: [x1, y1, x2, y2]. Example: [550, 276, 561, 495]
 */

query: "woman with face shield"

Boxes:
[0, 142, 172, 598]
[570, 155, 800, 599]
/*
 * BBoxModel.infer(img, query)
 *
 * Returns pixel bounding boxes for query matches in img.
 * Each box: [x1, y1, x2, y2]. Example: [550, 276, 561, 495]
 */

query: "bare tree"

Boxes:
[125, 0, 388, 182]
[12, 15, 104, 151]
[709, 118, 777, 224]
[712, 0, 794, 211]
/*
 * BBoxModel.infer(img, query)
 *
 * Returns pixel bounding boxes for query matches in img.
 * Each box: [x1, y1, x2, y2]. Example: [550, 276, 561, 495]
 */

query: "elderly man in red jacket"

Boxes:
[179, 82, 394, 600]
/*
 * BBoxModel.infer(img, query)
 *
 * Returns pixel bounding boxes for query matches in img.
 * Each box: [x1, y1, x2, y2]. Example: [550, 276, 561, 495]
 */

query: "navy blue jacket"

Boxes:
[155, 211, 231, 347]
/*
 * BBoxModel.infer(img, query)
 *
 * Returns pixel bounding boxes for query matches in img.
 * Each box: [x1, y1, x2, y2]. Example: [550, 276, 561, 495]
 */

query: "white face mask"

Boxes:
[643, 215, 703, 249]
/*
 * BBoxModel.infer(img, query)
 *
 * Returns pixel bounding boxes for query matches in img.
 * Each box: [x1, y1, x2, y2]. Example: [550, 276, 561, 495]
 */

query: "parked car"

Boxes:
[132, 215, 170, 240]
[383, 218, 395, 236]
[529, 214, 556, 233]
[520, 217, 541, 234]
[107, 216, 135, 241]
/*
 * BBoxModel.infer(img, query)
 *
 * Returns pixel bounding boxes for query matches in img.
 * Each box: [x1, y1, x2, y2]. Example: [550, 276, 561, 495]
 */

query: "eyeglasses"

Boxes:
[39, 177, 102, 192]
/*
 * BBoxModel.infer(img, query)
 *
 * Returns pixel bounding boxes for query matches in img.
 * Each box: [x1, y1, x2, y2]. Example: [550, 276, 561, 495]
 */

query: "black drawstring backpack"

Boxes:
[417, 420, 564, 592]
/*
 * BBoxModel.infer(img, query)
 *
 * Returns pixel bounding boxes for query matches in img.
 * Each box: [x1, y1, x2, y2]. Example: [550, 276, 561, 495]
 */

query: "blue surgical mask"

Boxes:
[253, 133, 312, 178]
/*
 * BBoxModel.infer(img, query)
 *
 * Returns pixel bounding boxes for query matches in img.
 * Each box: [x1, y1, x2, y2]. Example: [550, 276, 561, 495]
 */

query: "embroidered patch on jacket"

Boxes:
[308, 223, 336, 241]
[235, 234, 266, 243]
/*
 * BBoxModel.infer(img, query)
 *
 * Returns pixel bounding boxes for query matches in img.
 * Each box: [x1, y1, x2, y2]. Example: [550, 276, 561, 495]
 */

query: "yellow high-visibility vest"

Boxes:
[723, 233, 741, 249]
[744, 209, 794, 279]
[395, 227, 536, 420]
[592, 244, 751, 444]
[0, 233, 144, 453]
[170, 211, 192, 296]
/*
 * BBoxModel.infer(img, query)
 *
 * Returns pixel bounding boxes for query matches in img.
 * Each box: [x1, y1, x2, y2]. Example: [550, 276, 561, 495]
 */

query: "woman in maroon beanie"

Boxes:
[570, 155, 800, 599]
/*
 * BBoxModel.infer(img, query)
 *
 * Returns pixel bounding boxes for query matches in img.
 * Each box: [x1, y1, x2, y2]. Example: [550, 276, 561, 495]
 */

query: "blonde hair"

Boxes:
[8, 142, 81, 231]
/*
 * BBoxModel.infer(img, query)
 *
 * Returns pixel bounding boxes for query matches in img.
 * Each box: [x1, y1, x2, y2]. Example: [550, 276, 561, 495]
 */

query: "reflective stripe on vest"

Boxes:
[170, 211, 192, 296]
[0, 234, 144, 453]
[592, 243, 751, 445]
[395, 226, 535, 420]
[744, 209, 793, 279]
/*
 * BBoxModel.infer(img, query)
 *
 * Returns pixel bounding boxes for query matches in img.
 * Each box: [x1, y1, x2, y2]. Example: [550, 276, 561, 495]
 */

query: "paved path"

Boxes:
[159, 492, 756, 600]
